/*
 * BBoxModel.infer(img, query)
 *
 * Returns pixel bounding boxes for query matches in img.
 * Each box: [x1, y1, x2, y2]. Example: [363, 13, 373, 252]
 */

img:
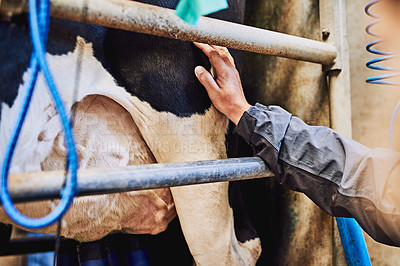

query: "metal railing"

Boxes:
[49, 0, 337, 65]
[1, 0, 337, 65]
[6, 157, 273, 203]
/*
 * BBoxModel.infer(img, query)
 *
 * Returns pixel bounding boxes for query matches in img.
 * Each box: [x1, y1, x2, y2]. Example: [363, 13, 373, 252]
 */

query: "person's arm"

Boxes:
[194, 42, 400, 247]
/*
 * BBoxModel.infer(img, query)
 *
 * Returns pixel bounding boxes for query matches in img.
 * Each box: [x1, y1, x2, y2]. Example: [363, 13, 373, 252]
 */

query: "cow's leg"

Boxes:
[171, 183, 261, 265]
[121, 98, 262, 265]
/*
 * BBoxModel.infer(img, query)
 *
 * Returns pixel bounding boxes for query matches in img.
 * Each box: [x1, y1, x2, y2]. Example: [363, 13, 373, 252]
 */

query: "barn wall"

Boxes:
[242, 0, 345, 265]
[243, 0, 400, 264]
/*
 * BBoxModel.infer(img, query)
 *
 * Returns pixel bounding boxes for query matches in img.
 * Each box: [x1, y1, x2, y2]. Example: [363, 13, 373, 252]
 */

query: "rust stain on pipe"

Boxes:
[48, 0, 337, 65]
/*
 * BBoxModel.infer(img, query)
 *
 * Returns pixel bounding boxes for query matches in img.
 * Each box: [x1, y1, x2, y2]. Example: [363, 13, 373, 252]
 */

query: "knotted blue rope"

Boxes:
[0, 0, 78, 229]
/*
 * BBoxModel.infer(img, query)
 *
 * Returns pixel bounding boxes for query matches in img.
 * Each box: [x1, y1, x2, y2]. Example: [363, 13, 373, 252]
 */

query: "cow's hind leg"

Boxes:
[124, 99, 262, 265]
[171, 183, 261, 265]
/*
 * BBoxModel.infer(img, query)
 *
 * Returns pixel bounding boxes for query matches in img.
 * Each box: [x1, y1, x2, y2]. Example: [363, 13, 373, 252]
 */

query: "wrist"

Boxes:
[228, 103, 251, 125]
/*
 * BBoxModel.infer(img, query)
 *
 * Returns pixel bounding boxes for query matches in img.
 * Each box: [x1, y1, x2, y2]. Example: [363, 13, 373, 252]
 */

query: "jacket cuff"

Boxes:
[236, 106, 258, 144]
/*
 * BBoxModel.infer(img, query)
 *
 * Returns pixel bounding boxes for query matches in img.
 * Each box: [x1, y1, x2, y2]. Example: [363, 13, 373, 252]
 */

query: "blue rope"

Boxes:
[0, 0, 78, 229]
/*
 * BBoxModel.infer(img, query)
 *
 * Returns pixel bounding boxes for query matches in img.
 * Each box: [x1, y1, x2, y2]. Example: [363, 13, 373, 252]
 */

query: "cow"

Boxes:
[0, 0, 262, 265]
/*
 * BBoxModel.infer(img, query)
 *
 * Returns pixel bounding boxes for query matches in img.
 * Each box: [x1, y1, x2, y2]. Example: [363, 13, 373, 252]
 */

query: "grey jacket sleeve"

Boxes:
[236, 103, 400, 247]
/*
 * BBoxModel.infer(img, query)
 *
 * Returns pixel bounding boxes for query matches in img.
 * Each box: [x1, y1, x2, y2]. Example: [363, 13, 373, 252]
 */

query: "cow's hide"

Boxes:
[0, 0, 262, 265]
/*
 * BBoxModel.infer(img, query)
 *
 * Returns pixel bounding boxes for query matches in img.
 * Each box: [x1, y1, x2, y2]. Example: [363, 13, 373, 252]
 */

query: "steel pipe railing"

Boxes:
[41, 0, 337, 65]
[4, 157, 273, 204]
[0, 236, 57, 256]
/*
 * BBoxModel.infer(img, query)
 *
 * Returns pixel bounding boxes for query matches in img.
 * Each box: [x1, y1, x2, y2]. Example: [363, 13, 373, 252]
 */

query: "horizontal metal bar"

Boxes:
[45, 0, 337, 65]
[6, 157, 273, 204]
[0, 236, 57, 256]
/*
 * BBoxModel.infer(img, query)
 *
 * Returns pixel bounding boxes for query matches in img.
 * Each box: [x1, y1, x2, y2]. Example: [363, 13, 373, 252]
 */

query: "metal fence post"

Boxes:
[320, 0, 371, 265]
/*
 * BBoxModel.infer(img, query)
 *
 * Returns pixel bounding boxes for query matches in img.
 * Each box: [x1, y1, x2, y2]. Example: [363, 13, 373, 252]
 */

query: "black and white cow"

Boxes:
[0, 0, 262, 264]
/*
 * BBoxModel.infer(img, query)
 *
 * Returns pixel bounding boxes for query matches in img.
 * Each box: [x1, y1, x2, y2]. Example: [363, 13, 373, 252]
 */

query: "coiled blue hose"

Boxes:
[366, 0, 400, 148]
[0, 0, 78, 228]
[366, 0, 400, 150]
[365, 0, 400, 85]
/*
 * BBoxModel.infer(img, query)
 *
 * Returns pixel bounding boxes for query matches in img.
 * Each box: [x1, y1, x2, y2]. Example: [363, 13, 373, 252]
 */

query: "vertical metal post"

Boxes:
[320, 0, 352, 137]
[320, 0, 371, 265]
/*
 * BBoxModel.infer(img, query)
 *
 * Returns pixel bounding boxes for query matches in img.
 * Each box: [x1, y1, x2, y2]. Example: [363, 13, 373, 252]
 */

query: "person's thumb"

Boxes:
[195, 66, 220, 94]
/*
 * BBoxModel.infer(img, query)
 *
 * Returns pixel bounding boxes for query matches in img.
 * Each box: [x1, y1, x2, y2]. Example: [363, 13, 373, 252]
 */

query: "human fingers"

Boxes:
[210, 45, 235, 65]
[194, 66, 220, 95]
[193, 42, 232, 76]
[193, 42, 216, 57]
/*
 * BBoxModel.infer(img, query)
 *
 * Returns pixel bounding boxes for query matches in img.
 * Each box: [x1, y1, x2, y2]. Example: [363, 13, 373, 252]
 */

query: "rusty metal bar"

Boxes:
[38, 0, 337, 65]
[5, 157, 273, 204]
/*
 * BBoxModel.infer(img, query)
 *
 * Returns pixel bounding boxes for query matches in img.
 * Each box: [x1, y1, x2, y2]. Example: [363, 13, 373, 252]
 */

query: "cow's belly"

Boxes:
[0, 94, 176, 241]
[43, 95, 176, 241]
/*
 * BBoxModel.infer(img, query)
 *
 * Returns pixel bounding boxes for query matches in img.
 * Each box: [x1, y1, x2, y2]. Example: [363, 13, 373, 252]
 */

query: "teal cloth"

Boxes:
[175, 0, 228, 25]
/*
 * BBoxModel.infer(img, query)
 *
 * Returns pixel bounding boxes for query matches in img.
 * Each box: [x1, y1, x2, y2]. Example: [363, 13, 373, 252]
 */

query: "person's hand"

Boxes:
[193, 42, 251, 125]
